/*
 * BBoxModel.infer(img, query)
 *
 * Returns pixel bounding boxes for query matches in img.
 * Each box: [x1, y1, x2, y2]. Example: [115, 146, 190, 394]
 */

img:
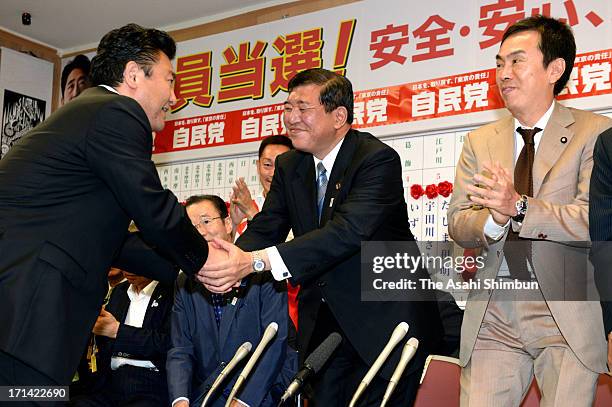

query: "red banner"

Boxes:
[153, 49, 611, 154]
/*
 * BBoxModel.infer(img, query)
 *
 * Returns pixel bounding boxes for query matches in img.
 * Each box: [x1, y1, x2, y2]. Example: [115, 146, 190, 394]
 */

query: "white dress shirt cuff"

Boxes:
[235, 399, 250, 407]
[172, 397, 189, 406]
[484, 214, 510, 241]
[265, 247, 292, 280]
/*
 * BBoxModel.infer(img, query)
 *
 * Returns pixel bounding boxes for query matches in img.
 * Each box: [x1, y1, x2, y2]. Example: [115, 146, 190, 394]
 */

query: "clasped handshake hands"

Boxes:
[466, 161, 521, 225]
[197, 238, 253, 294]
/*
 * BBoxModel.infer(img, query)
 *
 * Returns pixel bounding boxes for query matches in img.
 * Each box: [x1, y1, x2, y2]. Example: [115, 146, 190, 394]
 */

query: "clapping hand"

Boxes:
[465, 161, 521, 225]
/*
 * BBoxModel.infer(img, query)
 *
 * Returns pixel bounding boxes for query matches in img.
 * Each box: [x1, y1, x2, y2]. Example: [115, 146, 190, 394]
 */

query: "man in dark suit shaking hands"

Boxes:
[200, 68, 442, 406]
[0, 24, 208, 390]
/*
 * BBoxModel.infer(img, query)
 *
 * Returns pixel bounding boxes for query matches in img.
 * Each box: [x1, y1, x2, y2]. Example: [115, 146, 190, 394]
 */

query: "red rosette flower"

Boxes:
[437, 181, 453, 198]
[425, 184, 438, 199]
[410, 184, 424, 200]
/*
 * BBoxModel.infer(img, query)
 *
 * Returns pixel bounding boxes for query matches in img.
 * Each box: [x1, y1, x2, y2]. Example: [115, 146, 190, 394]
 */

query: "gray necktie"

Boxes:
[316, 162, 328, 221]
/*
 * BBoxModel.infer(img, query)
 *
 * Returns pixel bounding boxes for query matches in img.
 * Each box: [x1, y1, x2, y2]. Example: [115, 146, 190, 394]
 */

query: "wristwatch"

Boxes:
[512, 194, 528, 222]
[252, 251, 266, 273]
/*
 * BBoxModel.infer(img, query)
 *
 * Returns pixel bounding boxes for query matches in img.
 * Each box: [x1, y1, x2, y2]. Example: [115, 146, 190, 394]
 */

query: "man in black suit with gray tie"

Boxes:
[199, 68, 443, 406]
[0, 24, 208, 391]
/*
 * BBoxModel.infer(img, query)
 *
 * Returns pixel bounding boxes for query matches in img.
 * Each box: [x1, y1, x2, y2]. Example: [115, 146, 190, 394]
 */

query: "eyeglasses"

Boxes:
[194, 216, 223, 229]
[283, 104, 323, 116]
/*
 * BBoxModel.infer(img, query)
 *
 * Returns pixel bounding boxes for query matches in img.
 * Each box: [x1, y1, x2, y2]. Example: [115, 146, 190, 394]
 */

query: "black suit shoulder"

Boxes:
[276, 128, 397, 172]
[105, 279, 174, 326]
[41, 87, 149, 138]
[589, 127, 612, 335]
[347, 129, 400, 165]
[69, 86, 146, 115]
[275, 147, 310, 173]
[333, 129, 403, 187]
[108, 279, 174, 302]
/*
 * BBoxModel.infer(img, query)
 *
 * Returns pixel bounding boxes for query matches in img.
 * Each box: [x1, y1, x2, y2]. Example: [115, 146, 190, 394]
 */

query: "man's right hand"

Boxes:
[173, 400, 189, 407]
[198, 238, 254, 293]
[92, 308, 119, 338]
[467, 161, 521, 225]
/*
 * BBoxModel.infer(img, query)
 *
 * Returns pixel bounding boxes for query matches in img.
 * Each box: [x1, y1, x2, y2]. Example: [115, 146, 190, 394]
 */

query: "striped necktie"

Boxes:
[316, 162, 328, 222]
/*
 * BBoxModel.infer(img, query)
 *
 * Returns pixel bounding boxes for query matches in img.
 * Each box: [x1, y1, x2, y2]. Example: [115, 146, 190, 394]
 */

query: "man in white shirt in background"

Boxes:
[230, 135, 294, 237]
[71, 271, 174, 407]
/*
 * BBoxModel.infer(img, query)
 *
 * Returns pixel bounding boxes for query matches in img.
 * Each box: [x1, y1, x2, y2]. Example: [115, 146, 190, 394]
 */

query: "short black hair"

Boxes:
[90, 23, 176, 87]
[61, 54, 90, 97]
[185, 194, 228, 218]
[287, 68, 354, 124]
[502, 15, 575, 95]
[258, 135, 293, 158]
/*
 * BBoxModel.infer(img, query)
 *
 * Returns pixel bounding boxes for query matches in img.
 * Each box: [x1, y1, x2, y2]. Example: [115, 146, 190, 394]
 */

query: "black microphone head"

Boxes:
[304, 332, 342, 373]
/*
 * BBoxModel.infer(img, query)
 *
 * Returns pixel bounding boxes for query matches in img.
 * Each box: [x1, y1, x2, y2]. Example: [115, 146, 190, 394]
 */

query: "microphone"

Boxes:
[348, 322, 409, 407]
[225, 322, 278, 407]
[380, 337, 419, 407]
[201, 342, 253, 407]
[278, 332, 343, 406]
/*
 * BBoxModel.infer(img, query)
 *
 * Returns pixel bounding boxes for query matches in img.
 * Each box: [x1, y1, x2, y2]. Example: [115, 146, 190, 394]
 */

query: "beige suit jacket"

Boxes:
[448, 102, 612, 372]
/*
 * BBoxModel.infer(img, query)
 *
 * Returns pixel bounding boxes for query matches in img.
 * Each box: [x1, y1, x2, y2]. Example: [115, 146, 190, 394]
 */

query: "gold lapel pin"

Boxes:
[336, 182, 341, 190]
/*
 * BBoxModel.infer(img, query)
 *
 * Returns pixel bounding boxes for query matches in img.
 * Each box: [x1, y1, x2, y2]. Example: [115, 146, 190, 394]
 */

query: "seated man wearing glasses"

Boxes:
[167, 195, 297, 407]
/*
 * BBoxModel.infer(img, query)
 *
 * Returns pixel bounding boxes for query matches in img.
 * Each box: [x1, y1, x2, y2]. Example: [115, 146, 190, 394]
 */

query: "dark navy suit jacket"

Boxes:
[589, 127, 612, 336]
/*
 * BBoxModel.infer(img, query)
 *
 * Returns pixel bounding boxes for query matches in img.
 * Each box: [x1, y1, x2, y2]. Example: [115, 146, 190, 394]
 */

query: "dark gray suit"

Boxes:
[589, 126, 612, 337]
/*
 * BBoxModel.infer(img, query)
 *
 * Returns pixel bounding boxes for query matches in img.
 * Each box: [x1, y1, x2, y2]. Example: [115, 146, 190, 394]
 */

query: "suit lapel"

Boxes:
[320, 131, 358, 226]
[195, 286, 222, 356]
[111, 285, 131, 323]
[487, 116, 515, 177]
[291, 153, 318, 231]
[142, 283, 164, 326]
[533, 102, 574, 196]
